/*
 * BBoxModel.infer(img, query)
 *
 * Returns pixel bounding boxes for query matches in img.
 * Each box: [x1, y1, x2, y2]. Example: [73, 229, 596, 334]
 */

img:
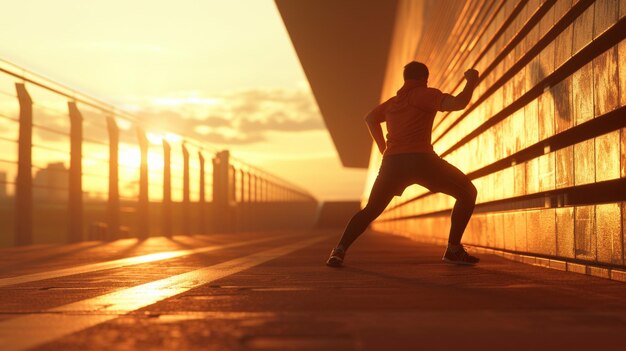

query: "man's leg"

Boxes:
[337, 180, 396, 250]
[414, 155, 478, 264]
[326, 177, 396, 266]
[420, 157, 477, 244]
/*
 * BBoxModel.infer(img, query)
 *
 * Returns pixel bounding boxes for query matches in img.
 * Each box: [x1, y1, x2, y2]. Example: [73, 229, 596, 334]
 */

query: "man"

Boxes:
[326, 61, 479, 267]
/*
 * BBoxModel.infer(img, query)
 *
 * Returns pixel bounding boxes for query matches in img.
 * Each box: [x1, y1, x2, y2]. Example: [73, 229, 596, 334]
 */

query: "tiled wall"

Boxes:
[369, 0, 626, 268]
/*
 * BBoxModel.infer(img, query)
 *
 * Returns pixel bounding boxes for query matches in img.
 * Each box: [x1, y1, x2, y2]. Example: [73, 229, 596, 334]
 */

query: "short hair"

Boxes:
[403, 61, 429, 81]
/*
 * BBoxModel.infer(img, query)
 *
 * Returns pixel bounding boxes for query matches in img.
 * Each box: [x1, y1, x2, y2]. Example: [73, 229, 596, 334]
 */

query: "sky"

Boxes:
[0, 0, 367, 200]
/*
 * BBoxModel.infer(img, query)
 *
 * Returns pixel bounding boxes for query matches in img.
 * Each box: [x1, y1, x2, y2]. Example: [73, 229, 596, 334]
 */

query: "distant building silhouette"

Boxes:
[33, 162, 68, 201]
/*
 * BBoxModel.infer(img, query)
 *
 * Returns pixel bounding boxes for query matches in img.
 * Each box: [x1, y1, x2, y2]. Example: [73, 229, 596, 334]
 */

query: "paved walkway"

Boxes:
[1, 229, 626, 350]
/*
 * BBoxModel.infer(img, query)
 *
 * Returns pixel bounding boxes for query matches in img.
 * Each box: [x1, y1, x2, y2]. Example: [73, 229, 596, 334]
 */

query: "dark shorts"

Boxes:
[373, 152, 475, 198]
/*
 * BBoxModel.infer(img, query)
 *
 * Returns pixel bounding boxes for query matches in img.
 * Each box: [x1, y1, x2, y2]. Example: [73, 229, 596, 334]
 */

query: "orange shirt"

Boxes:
[370, 80, 448, 156]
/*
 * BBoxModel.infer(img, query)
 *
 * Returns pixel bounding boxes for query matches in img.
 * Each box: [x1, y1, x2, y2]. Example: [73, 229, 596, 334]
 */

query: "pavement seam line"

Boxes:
[0, 233, 291, 288]
[0, 235, 326, 351]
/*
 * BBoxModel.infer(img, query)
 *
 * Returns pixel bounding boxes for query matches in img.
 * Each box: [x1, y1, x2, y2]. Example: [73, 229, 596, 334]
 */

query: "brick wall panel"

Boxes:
[572, 4, 594, 55]
[495, 212, 505, 249]
[538, 152, 556, 191]
[539, 208, 557, 256]
[556, 207, 575, 258]
[595, 131, 621, 182]
[514, 69, 526, 101]
[528, 0, 542, 15]
[619, 40, 626, 107]
[623, 203, 626, 266]
[492, 171, 504, 200]
[554, 0, 574, 22]
[513, 162, 527, 196]
[553, 77, 573, 132]
[468, 215, 486, 246]
[503, 212, 517, 250]
[538, 91, 555, 140]
[574, 139, 596, 185]
[504, 80, 515, 109]
[554, 20, 573, 70]
[572, 63, 594, 125]
[502, 167, 515, 199]
[595, 203, 623, 264]
[575, 205, 596, 261]
[593, 47, 619, 116]
[526, 158, 540, 194]
[556, 146, 574, 188]
[514, 211, 528, 252]
[527, 57, 540, 93]
[511, 110, 525, 154]
[526, 210, 542, 253]
[594, 0, 619, 38]
[539, 41, 555, 78]
[538, 3, 555, 39]
[524, 99, 539, 148]
[485, 213, 496, 248]
[622, 128, 626, 178]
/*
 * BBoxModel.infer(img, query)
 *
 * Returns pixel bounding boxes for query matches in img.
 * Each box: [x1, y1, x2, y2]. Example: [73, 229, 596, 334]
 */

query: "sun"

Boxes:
[118, 148, 142, 169]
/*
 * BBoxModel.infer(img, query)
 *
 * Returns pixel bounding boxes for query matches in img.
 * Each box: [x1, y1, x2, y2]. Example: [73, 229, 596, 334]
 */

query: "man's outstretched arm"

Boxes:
[364, 111, 387, 154]
[440, 69, 479, 111]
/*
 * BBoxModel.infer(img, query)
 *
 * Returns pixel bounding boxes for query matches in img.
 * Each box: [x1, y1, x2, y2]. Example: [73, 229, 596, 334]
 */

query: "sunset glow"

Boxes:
[0, 0, 367, 200]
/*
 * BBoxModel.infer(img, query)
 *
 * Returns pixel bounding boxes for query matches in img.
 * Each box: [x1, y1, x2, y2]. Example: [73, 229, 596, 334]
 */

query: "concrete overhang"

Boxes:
[275, 0, 398, 168]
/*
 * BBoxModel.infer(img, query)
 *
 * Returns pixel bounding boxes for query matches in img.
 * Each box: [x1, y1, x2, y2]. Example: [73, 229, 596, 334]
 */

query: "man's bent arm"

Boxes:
[441, 69, 479, 111]
[365, 113, 386, 154]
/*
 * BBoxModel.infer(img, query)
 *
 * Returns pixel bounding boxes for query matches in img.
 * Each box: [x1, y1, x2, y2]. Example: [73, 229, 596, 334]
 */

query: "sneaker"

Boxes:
[326, 247, 346, 267]
[442, 245, 479, 265]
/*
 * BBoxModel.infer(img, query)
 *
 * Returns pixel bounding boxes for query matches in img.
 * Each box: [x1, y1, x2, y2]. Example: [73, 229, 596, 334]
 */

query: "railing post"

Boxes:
[106, 116, 119, 239]
[212, 150, 230, 232]
[261, 177, 266, 202]
[239, 169, 245, 230]
[253, 174, 258, 203]
[162, 140, 172, 236]
[198, 151, 205, 234]
[15, 83, 32, 246]
[67, 102, 83, 242]
[182, 142, 190, 235]
[268, 181, 272, 201]
[229, 165, 236, 231]
[136, 128, 149, 239]
[239, 169, 245, 203]
[247, 171, 252, 203]
[229, 165, 236, 204]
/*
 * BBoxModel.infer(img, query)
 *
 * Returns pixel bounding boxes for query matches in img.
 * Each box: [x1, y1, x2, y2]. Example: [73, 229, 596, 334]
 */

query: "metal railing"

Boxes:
[0, 58, 317, 246]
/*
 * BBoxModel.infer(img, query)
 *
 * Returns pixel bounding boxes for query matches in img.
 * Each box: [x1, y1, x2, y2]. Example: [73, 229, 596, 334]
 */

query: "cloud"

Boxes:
[194, 130, 265, 145]
[1, 87, 325, 150]
[203, 115, 231, 128]
[30, 106, 69, 143]
[239, 111, 324, 133]
[135, 87, 325, 146]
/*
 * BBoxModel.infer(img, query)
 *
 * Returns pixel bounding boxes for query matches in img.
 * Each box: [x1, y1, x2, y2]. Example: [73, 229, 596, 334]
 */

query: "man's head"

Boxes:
[403, 61, 429, 82]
